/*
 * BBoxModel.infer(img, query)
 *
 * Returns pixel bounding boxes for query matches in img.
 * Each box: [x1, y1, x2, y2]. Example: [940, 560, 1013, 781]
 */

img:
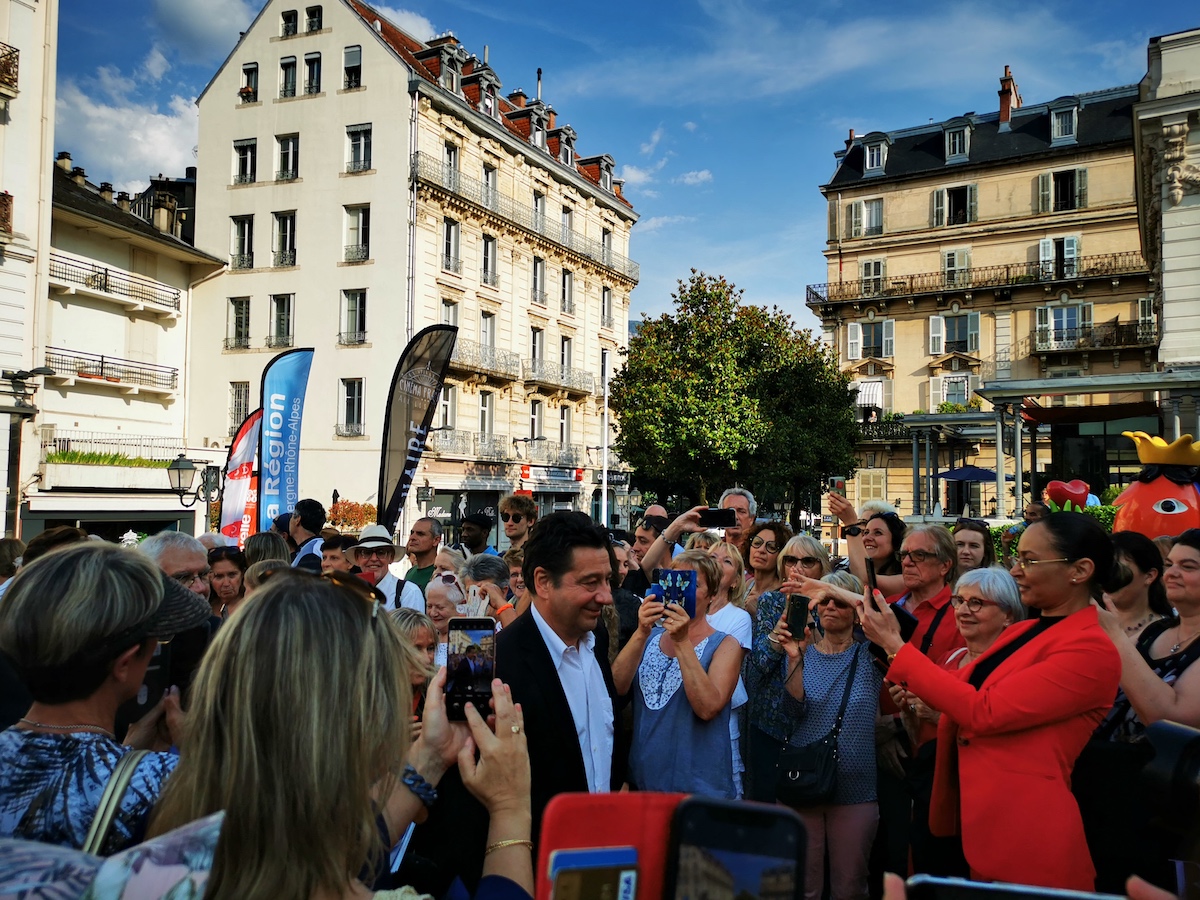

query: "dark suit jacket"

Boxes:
[406, 609, 621, 896]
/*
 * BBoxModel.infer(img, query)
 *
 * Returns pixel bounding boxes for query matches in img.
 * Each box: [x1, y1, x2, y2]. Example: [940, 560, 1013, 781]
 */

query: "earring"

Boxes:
[1070, 579, 1076, 584]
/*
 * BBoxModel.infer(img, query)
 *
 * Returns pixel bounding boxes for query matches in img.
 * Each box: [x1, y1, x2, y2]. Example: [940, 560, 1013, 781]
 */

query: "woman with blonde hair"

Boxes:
[148, 569, 532, 899]
[392, 608, 439, 740]
[243, 531, 292, 567]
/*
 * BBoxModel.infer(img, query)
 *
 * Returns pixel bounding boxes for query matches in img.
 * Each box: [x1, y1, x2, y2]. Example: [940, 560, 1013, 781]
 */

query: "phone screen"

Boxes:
[668, 797, 804, 900]
[445, 617, 496, 721]
[697, 507, 738, 529]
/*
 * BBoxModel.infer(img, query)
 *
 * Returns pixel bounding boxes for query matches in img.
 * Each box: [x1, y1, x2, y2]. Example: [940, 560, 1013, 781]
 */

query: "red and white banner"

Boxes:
[220, 408, 262, 548]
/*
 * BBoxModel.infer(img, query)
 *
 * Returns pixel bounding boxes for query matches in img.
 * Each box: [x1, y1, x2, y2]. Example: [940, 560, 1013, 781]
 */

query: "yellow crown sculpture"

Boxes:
[1123, 431, 1200, 467]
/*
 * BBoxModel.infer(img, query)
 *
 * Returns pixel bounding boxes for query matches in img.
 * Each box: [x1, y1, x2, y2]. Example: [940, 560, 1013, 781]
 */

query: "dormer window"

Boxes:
[532, 118, 546, 149]
[866, 143, 884, 171]
[945, 128, 968, 161]
[600, 167, 612, 191]
[1052, 108, 1077, 143]
[482, 85, 495, 117]
[441, 64, 459, 93]
[305, 6, 322, 31]
[561, 142, 574, 166]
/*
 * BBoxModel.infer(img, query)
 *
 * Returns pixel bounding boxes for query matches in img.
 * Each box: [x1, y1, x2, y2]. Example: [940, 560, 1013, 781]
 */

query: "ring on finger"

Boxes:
[511, 724, 521, 734]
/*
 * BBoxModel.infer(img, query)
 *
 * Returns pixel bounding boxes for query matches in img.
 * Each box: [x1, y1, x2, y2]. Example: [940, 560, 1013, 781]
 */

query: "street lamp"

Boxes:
[512, 435, 547, 459]
[2, 367, 55, 537]
[167, 454, 199, 505]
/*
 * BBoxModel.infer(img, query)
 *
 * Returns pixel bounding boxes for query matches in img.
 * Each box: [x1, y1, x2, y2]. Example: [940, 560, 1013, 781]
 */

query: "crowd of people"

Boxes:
[0, 486, 1198, 900]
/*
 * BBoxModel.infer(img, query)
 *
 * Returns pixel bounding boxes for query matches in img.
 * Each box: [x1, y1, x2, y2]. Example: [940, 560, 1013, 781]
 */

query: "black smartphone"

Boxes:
[697, 507, 738, 529]
[445, 617, 496, 721]
[785, 595, 809, 640]
[865, 602, 920, 669]
[667, 797, 805, 900]
[864, 558, 879, 609]
[907, 875, 1123, 900]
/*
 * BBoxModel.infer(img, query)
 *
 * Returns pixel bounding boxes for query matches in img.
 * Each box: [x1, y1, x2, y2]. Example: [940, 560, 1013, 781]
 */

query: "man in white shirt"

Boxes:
[344, 524, 423, 611]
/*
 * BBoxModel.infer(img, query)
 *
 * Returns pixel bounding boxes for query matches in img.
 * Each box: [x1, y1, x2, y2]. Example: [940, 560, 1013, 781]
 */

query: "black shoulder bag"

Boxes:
[775, 644, 862, 807]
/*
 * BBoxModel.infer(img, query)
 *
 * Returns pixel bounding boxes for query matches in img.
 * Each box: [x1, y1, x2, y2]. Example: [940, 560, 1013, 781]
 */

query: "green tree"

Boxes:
[611, 270, 859, 515]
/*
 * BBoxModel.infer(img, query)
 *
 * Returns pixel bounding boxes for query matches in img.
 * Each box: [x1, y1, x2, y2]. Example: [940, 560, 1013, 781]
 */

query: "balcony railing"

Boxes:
[0, 192, 11, 235]
[338, 331, 367, 345]
[412, 151, 640, 282]
[265, 334, 294, 349]
[476, 432, 509, 461]
[336, 423, 365, 437]
[531, 289, 547, 307]
[276, 168, 298, 181]
[224, 335, 250, 350]
[41, 429, 184, 462]
[306, 16, 322, 31]
[481, 268, 500, 287]
[523, 358, 595, 394]
[282, 21, 298, 36]
[526, 438, 584, 466]
[49, 252, 181, 311]
[304, 79, 320, 95]
[273, 249, 296, 267]
[231, 253, 254, 269]
[1032, 320, 1160, 353]
[428, 428, 474, 456]
[806, 251, 1149, 307]
[239, 88, 258, 103]
[449, 338, 521, 380]
[346, 159, 371, 173]
[344, 75, 362, 89]
[561, 296, 576, 315]
[601, 314, 615, 330]
[280, 85, 296, 99]
[233, 172, 255, 185]
[0, 41, 19, 95]
[859, 421, 909, 442]
[344, 244, 369, 262]
[45, 347, 179, 392]
[945, 339, 969, 354]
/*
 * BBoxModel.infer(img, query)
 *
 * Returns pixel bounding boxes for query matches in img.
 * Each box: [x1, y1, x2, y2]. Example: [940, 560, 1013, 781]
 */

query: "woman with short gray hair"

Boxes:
[0, 542, 211, 854]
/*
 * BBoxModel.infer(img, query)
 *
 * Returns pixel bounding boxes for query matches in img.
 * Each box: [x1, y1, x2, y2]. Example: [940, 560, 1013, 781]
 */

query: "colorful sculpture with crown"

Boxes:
[1112, 431, 1200, 536]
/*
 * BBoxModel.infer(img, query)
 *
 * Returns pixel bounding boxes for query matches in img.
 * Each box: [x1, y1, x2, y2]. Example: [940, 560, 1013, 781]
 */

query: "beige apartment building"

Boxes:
[190, 0, 637, 542]
[807, 70, 1157, 517]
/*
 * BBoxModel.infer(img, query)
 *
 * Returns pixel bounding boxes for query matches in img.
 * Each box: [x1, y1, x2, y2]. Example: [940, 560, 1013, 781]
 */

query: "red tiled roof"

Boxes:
[346, 0, 632, 209]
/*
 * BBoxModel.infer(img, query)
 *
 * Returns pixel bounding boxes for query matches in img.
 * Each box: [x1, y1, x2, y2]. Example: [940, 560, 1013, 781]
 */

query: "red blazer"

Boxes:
[888, 606, 1120, 890]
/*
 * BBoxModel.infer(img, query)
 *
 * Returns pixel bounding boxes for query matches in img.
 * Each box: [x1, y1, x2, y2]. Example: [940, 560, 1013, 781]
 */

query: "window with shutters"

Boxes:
[850, 198, 883, 237]
[1039, 169, 1087, 213]
[934, 185, 977, 227]
[1051, 107, 1077, 145]
[856, 379, 889, 421]
[861, 259, 885, 296]
[1035, 303, 1092, 351]
[233, 139, 256, 184]
[943, 250, 971, 288]
[859, 469, 887, 503]
[1039, 237, 1080, 279]
[943, 314, 978, 354]
[850, 319, 894, 361]
[943, 376, 968, 406]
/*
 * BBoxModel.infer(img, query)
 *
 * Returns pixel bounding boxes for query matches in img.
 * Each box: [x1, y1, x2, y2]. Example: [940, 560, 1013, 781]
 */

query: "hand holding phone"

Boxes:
[785, 595, 810, 642]
[445, 618, 496, 721]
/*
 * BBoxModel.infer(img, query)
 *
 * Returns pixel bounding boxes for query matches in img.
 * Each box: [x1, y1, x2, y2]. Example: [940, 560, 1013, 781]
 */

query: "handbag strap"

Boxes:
[919, 600, 952, 656]
[828, 644, 862, 742]
[82, 749, 147, 856]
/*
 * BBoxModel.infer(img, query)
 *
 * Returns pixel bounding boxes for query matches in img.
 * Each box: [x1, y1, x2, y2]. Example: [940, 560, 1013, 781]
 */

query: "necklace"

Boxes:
[19, 718, 116, 740]
[1169, 625, 1200, 654]
[1125, 612, 1161, 636]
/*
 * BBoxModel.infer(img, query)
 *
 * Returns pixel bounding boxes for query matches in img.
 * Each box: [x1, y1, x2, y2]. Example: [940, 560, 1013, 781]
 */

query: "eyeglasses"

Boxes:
[500, 512, 524, 523]
[950, 594, 1001, 613]
[750, 536, 780, 553]
[356, 546, 393, 560]
[782, 555, 821, 569]
[172, 568, 210, 586]
[899, 549, 938, 564]
[1013, 556, 1073, 571]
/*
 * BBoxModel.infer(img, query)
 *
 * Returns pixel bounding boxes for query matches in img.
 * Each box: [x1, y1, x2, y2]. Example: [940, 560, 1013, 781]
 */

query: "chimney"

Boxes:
[998, 65, 1021, 132]
[548, 110, 556, 130]
[71, 166, 87, 186]
[536, 67, 542, 101]
[186, 166, 197, 181]
[152, 193, 176, 234]
[116, 191, 130, 212]
[99, 182, 113, 204]
[56, 151, 73, 171]
[508, 88, 526, 108]
[845, 128, 856, 151]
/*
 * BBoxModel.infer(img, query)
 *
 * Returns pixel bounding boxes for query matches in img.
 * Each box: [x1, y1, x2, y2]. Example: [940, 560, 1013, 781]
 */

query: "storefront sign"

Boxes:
[416, 486, 434, 503]
[593, 470, 630, 486]
[526, 466, 583, 483]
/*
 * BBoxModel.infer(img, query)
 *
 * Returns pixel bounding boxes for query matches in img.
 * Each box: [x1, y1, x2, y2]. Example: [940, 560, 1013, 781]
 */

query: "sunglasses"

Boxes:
[750, 536, 780, 553]
[816, 596, 851, 609]
[356, 546, 393, 560]
[500, 512, 524, 523]
[782, 555, 821, 569]
[207, 546, 246, 563]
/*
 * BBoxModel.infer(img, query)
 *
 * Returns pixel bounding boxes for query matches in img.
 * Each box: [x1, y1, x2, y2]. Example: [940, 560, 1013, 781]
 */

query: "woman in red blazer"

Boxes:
[859, 512, 1122, 890]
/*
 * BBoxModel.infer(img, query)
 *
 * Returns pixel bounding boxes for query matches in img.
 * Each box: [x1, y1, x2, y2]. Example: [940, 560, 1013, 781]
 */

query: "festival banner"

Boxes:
[257, 347, 315, 533]
[377, 325, 458, 532]
[219, 408, 262, 548]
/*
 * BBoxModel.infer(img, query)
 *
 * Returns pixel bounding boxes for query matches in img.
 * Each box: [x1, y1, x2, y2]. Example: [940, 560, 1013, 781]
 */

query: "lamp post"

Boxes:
[167, 455, 223, 524]
[512, 435, 548, 459]
[2, 367, 55, 536]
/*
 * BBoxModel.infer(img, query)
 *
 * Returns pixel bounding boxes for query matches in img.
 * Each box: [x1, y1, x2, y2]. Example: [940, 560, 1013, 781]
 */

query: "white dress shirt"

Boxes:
[377, 572, 424, 612]
[530, 603, 614, 793]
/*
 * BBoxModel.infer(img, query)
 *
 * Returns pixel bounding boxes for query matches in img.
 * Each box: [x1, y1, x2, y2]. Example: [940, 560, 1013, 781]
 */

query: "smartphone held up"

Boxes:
[444, 617, 496, 721]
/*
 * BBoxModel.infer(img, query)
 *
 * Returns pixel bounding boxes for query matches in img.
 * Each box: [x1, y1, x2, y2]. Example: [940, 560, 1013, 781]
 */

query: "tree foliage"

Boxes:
[611, 270, 859, 513]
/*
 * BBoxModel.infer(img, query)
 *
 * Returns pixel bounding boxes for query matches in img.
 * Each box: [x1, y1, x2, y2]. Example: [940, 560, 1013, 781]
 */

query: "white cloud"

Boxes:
[139, 46, 170, 83]
[640, 126, 665, 155]
[619, 157, 667, 187]
[638, 215, 695, 233]
[640, 189, 660, 199]
[674, 169, 712, 186]
[56, 80, 198, 194]
[373, 5, 437, 41]
[683, 121, 698, 132]
[151, 0, 255, 64]
[94, 66, 136, 102]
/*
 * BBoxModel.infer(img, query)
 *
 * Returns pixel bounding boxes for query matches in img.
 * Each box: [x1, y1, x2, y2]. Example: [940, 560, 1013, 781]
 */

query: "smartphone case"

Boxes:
[536, 792, 686, 900]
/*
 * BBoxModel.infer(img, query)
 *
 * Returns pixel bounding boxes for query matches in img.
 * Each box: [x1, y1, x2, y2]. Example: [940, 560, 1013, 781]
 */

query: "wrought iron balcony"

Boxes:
[276, 168, 298, 181]
[41, 428, 184, 462]
[806, 251, 1149, 308]
[344, 74, 362, 89]
[859, 421, 909, 442]
[273, 250, 296, 267]
[344, 244, 369, 262]
[281, 19, 298, 36]
[49, 252, 181, 311]
[412, 151, 640, 282]
[239, 87, 258, 103]
[476, 432, 509, 461]
[346, 159, 371, 173]
[601, 314, 615, 330]
[481, 268, 500, 287]
[561, 296, 576, 315]
[0, 41, 19, 96]
[862, 345, 883, 360]
[306, 16, 322, 31]
[280, 85, 297, 99]
[223, 336, 251, 350]
[233, 172, 255, 185]
[428, 428, 474, 456]
[442, 254, 461, 274]
[449, 338, 522, 381]
[525, 438, 584, 467]
[531, 289, 547, 307]
[230, 253, 254, 269]
[45, 347, 179, 393]
[304, 79, 321, 95]
[336, 423, 365, 437]
[1031, 320, 1160, 354]
[945, 339, 969, 354]
[523, 358, 594, 395]
[265, 334, 294, 349]
[338, 331, 367, 345]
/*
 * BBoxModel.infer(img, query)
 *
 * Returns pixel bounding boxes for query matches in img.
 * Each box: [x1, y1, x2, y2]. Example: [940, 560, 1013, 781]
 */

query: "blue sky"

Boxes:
[57, 0, 1197, 332]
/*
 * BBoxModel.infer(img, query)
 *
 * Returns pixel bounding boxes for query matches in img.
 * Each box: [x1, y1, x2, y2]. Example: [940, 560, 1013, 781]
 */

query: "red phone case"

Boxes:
[536, 792, 687, 900]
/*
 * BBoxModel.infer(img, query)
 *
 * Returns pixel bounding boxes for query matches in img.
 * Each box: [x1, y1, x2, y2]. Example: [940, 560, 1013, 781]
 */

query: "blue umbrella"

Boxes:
[938, 466, 1014, 482]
